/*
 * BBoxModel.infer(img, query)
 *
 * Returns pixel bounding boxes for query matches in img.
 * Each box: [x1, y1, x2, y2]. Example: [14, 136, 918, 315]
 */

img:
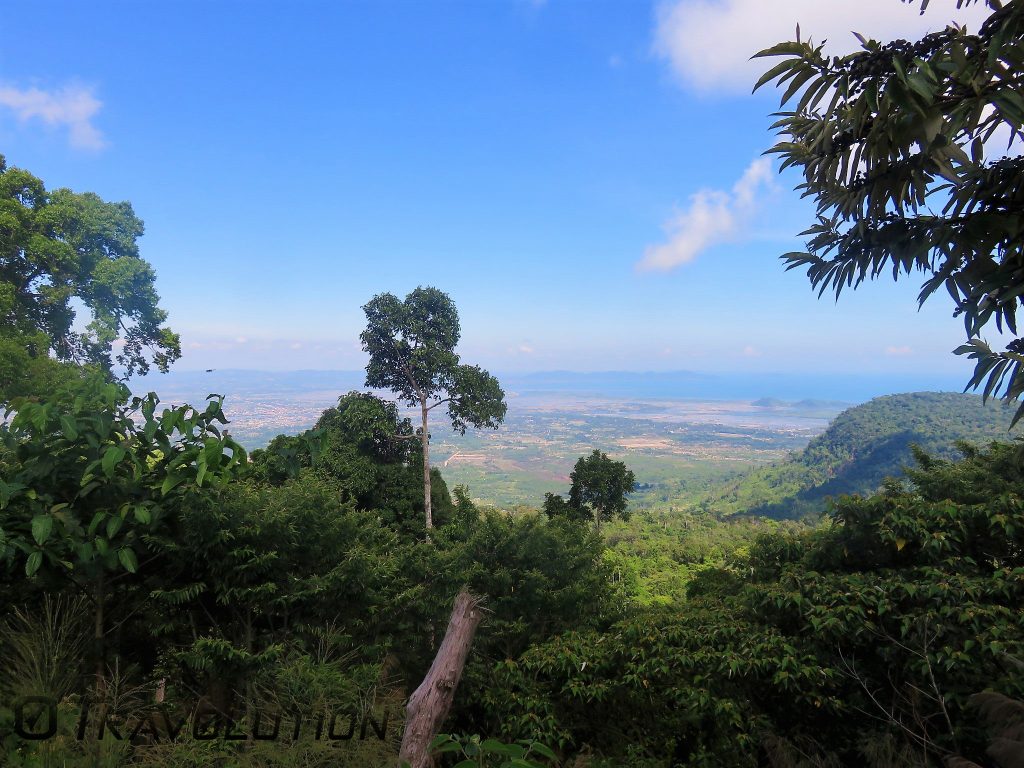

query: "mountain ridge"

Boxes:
[697, 391, 1018, 520]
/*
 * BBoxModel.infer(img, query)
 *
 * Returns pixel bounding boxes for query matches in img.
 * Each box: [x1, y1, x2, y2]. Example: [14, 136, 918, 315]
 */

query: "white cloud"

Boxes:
[0, 83, 107, 150]
[518, 344, 535, 354]
[742, 345, 762, 357]
[638, 157, 773, 272]
[653, 0, 990, 93]
[885, 345, 913, 356]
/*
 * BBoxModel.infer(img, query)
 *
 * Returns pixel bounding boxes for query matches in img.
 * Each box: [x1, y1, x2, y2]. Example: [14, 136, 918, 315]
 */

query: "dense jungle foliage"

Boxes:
[2, 371, 1023, 768]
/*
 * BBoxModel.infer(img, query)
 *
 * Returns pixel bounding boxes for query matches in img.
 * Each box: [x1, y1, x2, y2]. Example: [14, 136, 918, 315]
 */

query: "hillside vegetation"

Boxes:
[698, 392, 1016, 519]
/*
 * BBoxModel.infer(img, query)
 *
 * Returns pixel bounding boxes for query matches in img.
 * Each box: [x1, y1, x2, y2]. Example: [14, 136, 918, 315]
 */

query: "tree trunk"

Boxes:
[421, 400, 432, 531]
[399, 589, 484, 768]
[94, 573, 105, 695]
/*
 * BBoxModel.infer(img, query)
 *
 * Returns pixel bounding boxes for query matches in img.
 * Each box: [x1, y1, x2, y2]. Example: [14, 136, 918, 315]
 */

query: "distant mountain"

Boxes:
[698, 392, 1018, 520]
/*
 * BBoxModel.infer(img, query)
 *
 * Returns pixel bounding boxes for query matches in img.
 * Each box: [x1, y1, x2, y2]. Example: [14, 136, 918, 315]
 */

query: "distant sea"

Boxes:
[499, 370, 968, 403]
[130, 368, 969, 406]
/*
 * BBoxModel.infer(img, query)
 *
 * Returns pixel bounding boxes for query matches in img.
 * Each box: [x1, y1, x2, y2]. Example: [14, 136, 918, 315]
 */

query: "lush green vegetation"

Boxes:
[3, 2, 1024, 764]
[3, 369, 1022, 766]
[488, 440, 1024, 766]
[698, 392, 1017, 520]
[0, 373, 613, 767]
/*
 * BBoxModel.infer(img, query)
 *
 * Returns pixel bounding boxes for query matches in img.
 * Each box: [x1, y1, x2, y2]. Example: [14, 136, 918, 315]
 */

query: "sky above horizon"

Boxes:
[0, 0, 1002, 382]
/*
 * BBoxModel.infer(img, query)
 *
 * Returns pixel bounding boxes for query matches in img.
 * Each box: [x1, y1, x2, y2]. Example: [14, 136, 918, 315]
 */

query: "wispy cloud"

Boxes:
[885, 345, 913, 356]
[0, 83, 107, 150]
[637, 158, 773, 272]
[653, 0, 989, 93]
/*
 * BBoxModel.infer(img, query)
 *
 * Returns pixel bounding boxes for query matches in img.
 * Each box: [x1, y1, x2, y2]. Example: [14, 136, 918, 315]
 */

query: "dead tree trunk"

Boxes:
[399, 588, 485, 768]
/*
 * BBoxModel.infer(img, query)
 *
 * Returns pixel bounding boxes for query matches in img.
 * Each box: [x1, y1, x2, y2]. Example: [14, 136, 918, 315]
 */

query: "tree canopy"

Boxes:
[249, 391, 457, 536]
[545, 450, 636, 534]
[754, 1, 1024, 420]
[0, 155, 180, 392]
[361, 287, 506, 432]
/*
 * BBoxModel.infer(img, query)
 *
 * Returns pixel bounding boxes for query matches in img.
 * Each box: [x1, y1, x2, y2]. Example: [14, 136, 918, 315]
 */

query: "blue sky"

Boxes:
[0, 0, 999, 380]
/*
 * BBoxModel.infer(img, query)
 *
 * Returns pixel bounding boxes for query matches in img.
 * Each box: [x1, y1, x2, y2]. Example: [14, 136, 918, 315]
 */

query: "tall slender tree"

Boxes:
[360, 286, 506, 531]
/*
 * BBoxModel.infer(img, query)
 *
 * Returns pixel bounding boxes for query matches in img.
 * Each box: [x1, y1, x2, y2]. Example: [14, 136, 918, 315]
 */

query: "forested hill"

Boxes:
[698, 392, 1018, 519]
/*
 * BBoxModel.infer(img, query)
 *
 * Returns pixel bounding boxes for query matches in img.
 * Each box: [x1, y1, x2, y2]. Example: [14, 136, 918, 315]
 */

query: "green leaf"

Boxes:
[26, 551, 42, 576]
[101, 446, 125, 478]
[906, 71, 934, 101]
[106, 515, 123, 539]
[60, 415, 79, 440]
[430, 734, 457, 750]
[31, 515, 53, 546]
[481, 739, 525, 758]
[432, 742, 464, 755]
[161, 472, 186, 496]
[529, 742, 557, 760]
[753, 58, 798, 92]
[0, 480, 27, 509]
[75, 541, 93, 563]
[780, 67, 816, 106]
[118, 547, 138, 573]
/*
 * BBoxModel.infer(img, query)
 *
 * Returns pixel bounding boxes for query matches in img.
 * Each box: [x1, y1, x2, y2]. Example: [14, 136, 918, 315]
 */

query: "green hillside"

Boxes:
[697, 391, 1017, 519]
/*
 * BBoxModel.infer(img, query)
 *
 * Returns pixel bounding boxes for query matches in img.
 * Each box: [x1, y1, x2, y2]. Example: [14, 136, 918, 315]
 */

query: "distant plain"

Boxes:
[132, 369, 862, 508]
